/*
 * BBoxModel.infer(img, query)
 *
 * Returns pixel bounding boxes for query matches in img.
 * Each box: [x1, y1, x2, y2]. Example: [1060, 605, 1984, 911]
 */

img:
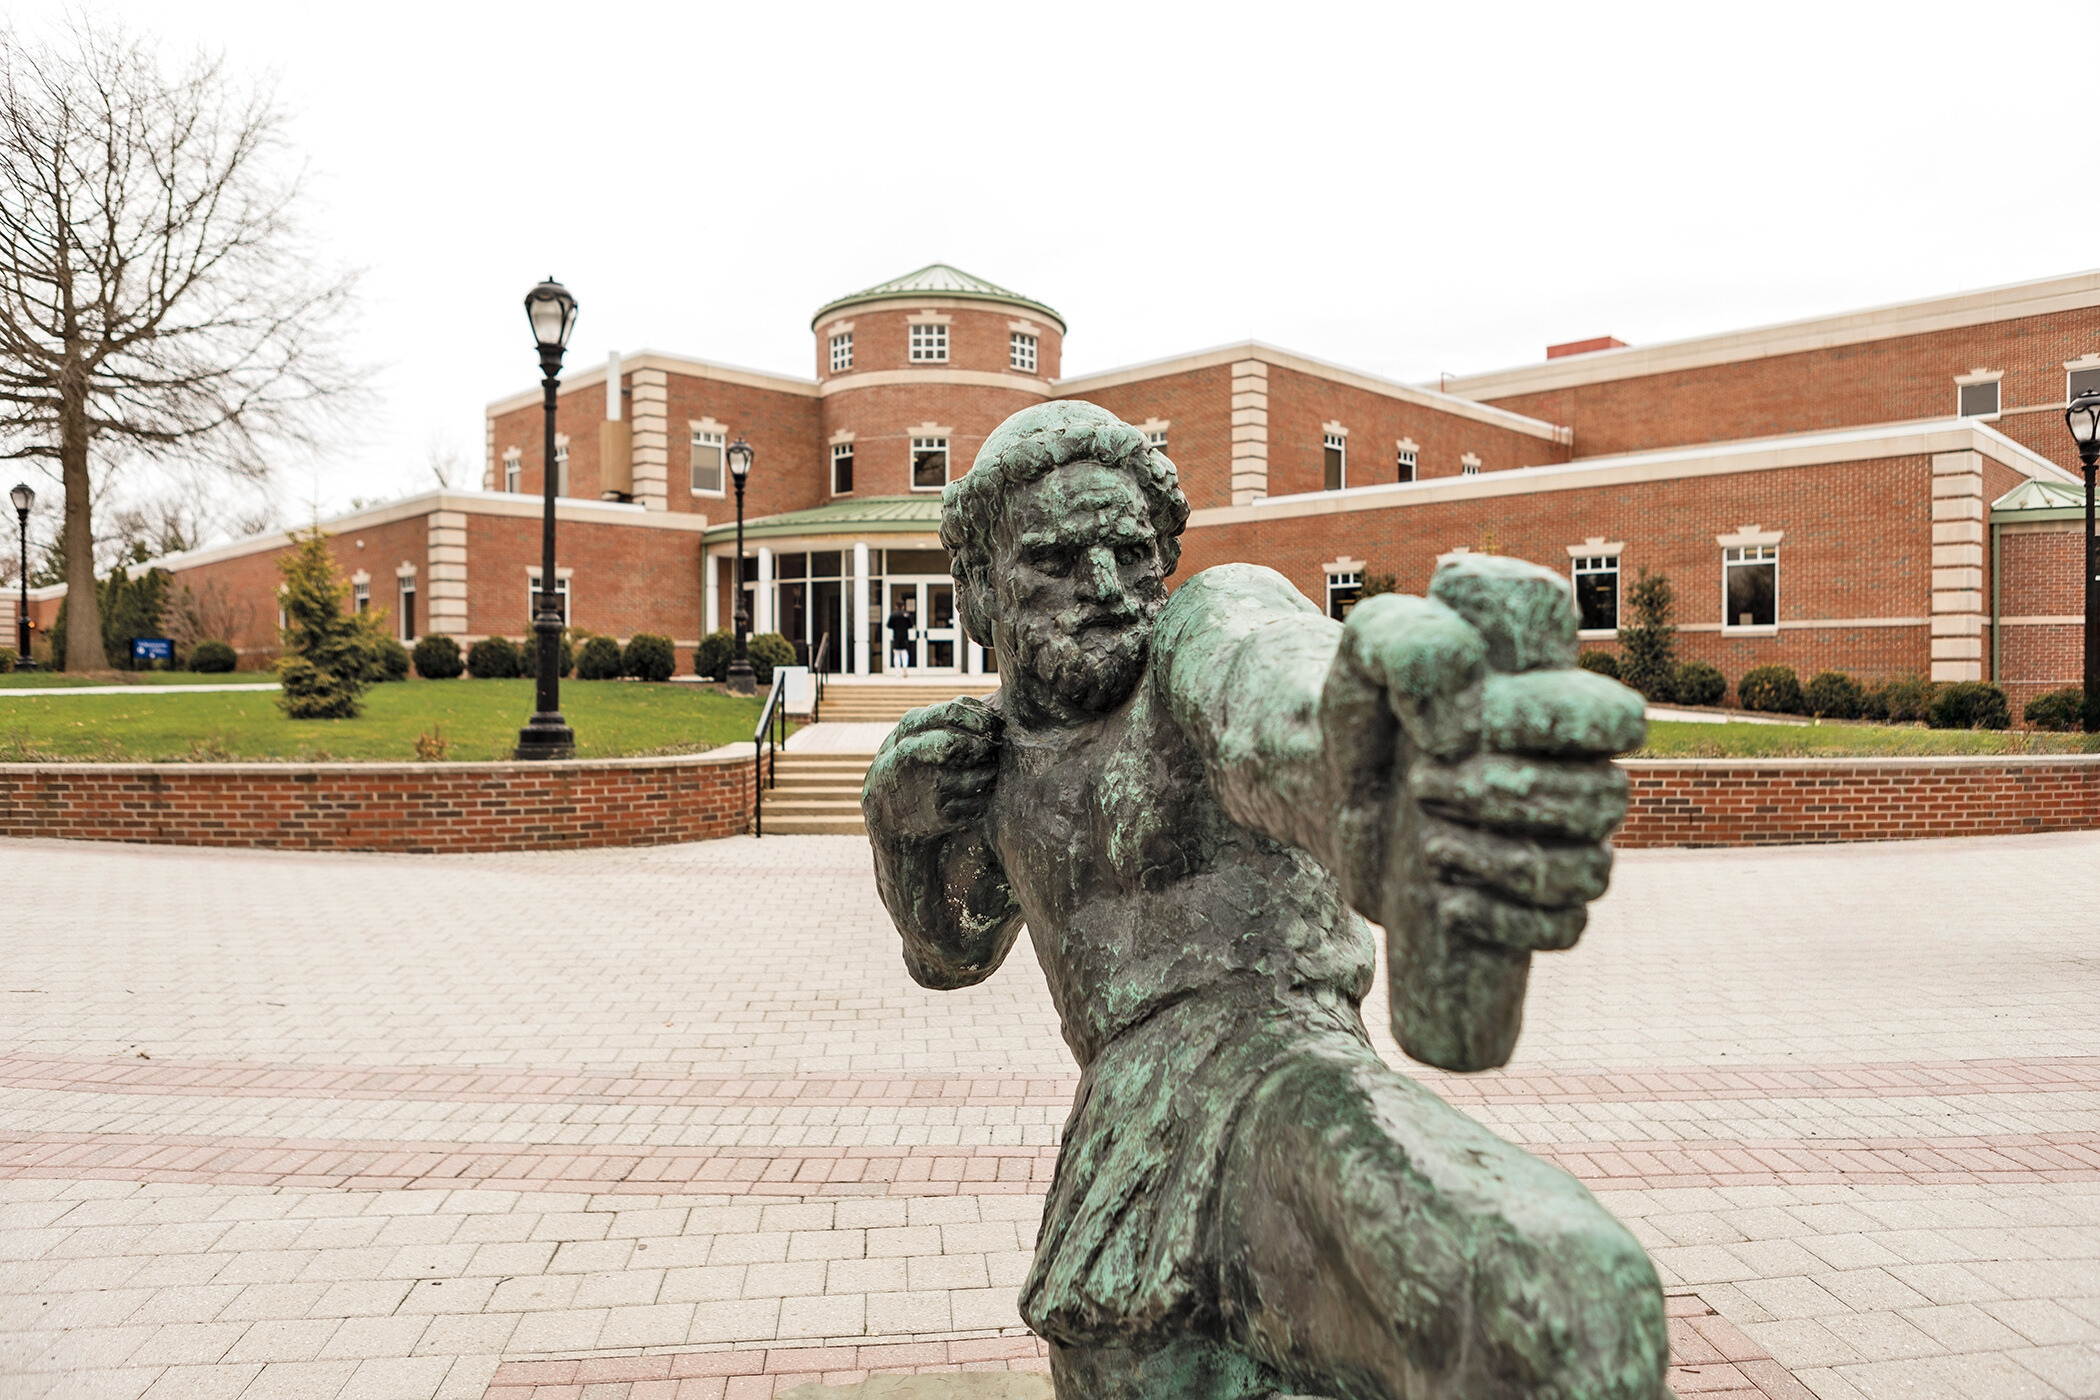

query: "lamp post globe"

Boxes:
[2063, 391, 2100, 734]
[9, 482, 32, 671]
[725, 438, 757, 696]
[515, 277, 580, 760]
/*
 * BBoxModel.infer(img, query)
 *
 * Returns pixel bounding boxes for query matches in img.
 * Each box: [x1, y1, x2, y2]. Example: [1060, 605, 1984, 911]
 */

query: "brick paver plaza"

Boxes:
[5, 830, 2100, 1399]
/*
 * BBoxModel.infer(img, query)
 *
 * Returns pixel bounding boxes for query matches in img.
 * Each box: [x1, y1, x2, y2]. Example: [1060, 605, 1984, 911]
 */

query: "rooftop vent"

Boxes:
[1546, 336, 1628, 360]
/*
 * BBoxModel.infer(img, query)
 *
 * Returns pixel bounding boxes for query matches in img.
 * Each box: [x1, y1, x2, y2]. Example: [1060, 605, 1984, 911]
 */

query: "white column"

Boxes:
[852, 542, 869, 675]
[702, 549, 718, 635]
[967, 638, 983, 674]
[756, 547, 773, 635]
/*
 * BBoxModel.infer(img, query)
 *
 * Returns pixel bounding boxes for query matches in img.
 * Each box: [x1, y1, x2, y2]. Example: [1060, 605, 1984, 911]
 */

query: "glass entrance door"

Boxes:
[884, 577, 959, 674]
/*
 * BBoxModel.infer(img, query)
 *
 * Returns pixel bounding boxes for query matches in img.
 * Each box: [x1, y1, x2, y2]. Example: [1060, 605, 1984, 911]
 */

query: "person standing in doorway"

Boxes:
[887, 596, 916, 671]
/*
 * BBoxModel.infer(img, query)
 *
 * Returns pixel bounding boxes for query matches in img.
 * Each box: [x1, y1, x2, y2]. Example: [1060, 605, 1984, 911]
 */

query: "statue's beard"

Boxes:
[1011, 611, 1151, 715]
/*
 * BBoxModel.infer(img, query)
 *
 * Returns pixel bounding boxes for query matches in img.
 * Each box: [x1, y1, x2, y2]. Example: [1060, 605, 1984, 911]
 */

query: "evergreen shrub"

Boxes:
[623, 633, 676, 682]
[2025, 687, 2086, 732]
[576, 634, 624, 680]
[274, 529, 389, 719]
[1618, 569, 1678, 702]
[693, 629, 734, 681]
[748, 632, 796, 685]
[1672, 660, 1727, 707]
[1862, 675, 1936, 723]
[412, 635, 463, 680]
[0, 646, 16, 674]
[467, 637, 521, 679]
[1738, 665, 1804, 714]
[376, 637, 411, 681]
[1803, 670, 1864, 720]
[189, 640, 237, 673]
[1577, 650, 1620, 680]
[1928, 681, 2010, 731]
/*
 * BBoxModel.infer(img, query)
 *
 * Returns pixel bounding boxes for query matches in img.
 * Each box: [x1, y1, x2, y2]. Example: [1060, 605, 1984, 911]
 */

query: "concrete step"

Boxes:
[759, 815, 870, 836]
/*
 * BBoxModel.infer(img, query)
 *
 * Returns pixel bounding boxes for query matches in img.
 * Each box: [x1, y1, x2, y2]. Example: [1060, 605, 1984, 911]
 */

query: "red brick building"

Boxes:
[79, 263, 2094, 704]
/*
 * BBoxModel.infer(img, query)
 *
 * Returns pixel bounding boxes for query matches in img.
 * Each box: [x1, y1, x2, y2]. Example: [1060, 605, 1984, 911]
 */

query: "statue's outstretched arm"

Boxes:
[862, 697, 1024, 990]
[1161, 559, 1646, 1072]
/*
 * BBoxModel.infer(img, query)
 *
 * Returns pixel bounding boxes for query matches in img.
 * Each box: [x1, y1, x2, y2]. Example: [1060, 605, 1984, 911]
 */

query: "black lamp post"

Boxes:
[9, 483, 32, 671]
[516, 277, 580, 760]
[725, 438, 756, 696]
[2064, 391, 2100, 734]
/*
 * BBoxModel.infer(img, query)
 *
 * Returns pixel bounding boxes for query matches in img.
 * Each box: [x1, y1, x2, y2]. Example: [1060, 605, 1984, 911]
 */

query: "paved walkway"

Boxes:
[4, 831, 2100, 1400]
[0, 683, 280, 697]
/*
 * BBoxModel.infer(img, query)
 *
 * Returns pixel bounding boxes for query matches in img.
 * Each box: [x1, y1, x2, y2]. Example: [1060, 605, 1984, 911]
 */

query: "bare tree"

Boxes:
[0, 17, 357, 669]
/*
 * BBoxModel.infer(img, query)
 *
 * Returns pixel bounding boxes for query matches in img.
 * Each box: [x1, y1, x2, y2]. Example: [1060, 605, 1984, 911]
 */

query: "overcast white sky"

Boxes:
[17, 0, 2100, 531]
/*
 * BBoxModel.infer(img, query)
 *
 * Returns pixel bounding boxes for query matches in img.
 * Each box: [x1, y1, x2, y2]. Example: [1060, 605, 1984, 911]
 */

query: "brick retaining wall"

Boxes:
[0, 749, 753, 853]
[1617, 755, 2100, 847]
[0, 752, 2093, 854]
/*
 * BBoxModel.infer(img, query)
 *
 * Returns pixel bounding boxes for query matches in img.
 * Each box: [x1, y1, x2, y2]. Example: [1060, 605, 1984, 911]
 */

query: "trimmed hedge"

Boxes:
[748, 632, 796, 685]
[376, 637, 411, 682]
[1738, 665, 1804, 715]
[467, 636, 521, 679]
[1803, 670, 1864, 720]
[576, 634, 624, 680]
[189, 640, 238, 674]
[1577, 650, 1620, 680]
[1672, 660, 1726, 707]
[694, 629, 735, 681]
[1927, 681, 2010, 731]
[1862, 675, 1935, 723]
[412, 635, 464, 680]
[2025, 687, 2087, 732]
[624, 633, 676, 683]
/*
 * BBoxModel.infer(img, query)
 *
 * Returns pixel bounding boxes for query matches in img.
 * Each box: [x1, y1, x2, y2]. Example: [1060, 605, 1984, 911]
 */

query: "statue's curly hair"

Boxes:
[940, 401, 1190, 595]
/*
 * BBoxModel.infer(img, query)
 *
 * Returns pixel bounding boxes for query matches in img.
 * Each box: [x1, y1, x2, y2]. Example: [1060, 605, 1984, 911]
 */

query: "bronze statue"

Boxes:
[863, 401, 1666, 1400]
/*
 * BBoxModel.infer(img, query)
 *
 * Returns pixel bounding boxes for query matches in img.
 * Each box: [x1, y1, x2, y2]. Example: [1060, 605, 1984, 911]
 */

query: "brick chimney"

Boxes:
[1546, 336, 1628, 360]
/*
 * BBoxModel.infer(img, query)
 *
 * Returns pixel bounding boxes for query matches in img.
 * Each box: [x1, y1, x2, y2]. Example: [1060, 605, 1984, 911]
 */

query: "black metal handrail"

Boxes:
[752, 669, 788, 837]
[810, 632, 830, 724]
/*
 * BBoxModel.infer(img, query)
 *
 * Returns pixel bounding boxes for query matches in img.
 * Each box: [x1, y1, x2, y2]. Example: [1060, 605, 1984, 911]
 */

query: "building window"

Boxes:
[504, 451, 521, 493]
[911, 437, 949, 490]
[352, 580, 370, 614]
[1957, 380, 2000, 417]
[1397, 441, 1417, 483]
[552, 439, 569, 496]
[398, 577, 417, 642]
[1010, 332, 1037, 372]
[1327, 571, 1361, 620]
[909, 323, 948, 363]
[527, 570, 570, 626]
[1572, 556, 1618, 632]
[831, 442, 854, 495]
[1723, 545, 1778, 629]
[1146, 430, 1168, 451]
[829, 332, 853, 373]
[1461, 453, 1481, 476]
[1323, 432, 1347, 491]
[691, 428, 725, 494]
[2070, 365, 2100, 403]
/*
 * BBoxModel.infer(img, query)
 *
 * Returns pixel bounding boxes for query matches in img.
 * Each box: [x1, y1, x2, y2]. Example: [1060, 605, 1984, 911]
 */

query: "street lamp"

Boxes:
[9, 483, 33, 672]
[516, 276, 580, 760]
[725, 438, 756, 696]
[2064, 391, 2100, 734]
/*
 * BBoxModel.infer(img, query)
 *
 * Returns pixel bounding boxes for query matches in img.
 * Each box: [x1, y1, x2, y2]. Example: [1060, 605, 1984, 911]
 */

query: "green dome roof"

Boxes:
[812, 263, 1063, 330]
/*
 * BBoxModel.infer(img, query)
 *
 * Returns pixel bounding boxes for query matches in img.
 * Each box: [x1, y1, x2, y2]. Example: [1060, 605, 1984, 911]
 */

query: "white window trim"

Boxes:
[689, 418, 728, 497]
[2066, 354, 2100, 405]
[1396, 437, 1419, 482]
[1568, 547, 1622, 638]
[503, 448, 522, 493]
[526, 567, 573, 625]
[1954, 368, 2002, 421]
[908, 320, 950, 364]
[1009, 331, 1038, 373]
[830, 440, 855, 496]
[551, 435, 570, 497]
[909, 424, 953, 492]
[1460, 452, 1482, 476]
[1715, 523, 1785, 549]
[1721, 543, 1780, 634]
[1322, 425, 1348, 491]
[828, 329, 854, 373]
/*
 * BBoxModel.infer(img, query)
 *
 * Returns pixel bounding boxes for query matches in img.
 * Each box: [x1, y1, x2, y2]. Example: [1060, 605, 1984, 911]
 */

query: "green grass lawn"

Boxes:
[0, 669, 275, 688]
[0, 678, 769, 762]
[1632, 718, 2100, 759]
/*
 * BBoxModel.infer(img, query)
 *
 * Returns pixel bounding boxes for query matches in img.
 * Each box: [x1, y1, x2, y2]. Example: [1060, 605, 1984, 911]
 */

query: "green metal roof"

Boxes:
[703, 495, 945, 545]
[811, 263, 1064, 330]
[1992, 477, 2092, 522]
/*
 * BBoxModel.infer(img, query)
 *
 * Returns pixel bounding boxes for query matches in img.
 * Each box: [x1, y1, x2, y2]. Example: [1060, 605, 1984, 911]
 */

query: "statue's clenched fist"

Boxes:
[1321, 555, 1648, 1071]
[863, 696, 1003, 841]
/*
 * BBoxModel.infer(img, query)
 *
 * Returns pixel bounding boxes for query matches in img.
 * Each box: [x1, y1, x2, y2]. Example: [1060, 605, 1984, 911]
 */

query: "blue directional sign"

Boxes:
[131, 637, 173, 663]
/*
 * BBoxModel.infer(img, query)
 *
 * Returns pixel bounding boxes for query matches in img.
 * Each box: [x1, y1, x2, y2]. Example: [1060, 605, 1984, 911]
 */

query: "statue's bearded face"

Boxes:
[989, 462, 1167, 721]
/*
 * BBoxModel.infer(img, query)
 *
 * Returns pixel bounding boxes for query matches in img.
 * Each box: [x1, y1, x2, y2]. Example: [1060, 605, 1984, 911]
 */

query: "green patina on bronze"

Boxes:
[863, 401, 1667, 1400]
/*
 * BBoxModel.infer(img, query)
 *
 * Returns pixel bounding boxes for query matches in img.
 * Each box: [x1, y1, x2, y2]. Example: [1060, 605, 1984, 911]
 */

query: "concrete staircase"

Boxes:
[816, 681, 999, 726]
[757, 753, 875, 836]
